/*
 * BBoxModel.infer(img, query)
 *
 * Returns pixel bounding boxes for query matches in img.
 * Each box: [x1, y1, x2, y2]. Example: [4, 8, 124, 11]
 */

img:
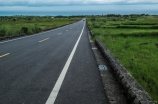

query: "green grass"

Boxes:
[88, 15, 158, 103]
[92, 28, 158, 37]
[0, 16, 80, 37]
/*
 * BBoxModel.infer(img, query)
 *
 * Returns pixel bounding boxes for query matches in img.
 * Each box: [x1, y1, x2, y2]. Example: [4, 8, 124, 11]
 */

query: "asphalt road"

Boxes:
[0, 19, 108, 104]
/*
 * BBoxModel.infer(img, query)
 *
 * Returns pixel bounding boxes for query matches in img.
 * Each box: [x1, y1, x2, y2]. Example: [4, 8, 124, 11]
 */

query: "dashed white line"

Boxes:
[45, 22, 85, 104]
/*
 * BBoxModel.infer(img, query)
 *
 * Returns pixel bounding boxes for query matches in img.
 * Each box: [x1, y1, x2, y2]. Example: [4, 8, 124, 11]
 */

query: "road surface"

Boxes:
[0, 19, 108, 104]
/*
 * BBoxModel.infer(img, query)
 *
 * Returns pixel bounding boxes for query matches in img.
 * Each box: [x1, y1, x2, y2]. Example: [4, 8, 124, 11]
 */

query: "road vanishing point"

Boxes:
[0, 19, 109, 104]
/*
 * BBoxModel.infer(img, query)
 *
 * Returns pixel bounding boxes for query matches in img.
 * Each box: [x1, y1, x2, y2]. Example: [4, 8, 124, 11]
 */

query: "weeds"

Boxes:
[0, 16, 79, 37]
[88, 15, 158, 102]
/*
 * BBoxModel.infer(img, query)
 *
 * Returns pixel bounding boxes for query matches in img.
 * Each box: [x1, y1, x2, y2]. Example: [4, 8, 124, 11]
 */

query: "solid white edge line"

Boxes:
[45, 22, 85, 104]
[0, 22, 79, 44]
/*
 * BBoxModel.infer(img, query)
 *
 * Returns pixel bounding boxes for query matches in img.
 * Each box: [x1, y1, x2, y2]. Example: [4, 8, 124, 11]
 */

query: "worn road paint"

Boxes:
[92, 47, 97, 50]
[45, 23, 85, 104]
[39, 38, 49, 42]
[0, 53, 10, 58]
[90, 40, 93, 43]
[58, 33, 62, 35]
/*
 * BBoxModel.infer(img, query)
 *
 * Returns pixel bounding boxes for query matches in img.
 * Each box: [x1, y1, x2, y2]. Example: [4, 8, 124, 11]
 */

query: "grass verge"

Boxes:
[87, 15, 158, 103]
[0, 16, 80, 37]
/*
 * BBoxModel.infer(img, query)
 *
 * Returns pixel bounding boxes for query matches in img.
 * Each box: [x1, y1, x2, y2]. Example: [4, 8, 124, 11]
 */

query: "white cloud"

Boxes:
[0, 0, 158, 15]
[0, 0, 158, 6]
[127, 0, 158, 3]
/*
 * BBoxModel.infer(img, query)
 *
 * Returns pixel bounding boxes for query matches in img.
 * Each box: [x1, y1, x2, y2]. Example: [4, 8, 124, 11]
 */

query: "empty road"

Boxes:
[0, 19, 108, 104]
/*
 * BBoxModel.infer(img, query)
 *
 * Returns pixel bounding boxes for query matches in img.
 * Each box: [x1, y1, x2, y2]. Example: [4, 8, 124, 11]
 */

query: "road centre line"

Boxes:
[0, 53, 10, 58]
[39, 38, 49, 42]
[45, 22, 85, 104]
[0, 22, 79, 44]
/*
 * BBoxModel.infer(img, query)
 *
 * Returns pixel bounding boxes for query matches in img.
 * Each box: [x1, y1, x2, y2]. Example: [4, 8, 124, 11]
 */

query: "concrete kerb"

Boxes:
[86, 23, 93, 37]
[90, 30, 93, 36]
[87, 25, 90, 30]
[95, 39, 154, 104]
[86, 22, 129, 104]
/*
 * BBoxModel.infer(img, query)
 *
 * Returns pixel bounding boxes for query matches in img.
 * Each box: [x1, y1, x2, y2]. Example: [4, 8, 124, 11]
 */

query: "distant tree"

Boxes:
[91, 17, 95, 21]
[12, 18, 17, 21]
[103, 20, 106, 23]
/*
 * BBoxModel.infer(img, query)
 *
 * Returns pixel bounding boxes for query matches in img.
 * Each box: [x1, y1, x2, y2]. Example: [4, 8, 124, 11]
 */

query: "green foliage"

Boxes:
[21, 25, 43, 34]
[117, 25, 158, 29]
[129, 18, 137, 21]
[0, 26, 7, 36]
[0, 16, 79, 37]
[12, 18, 17, 21]
[123, 22, 158, 25]
[88, 15, 158, 103]
[103, 20, 106, 23]
[91, 17, 96, 21]
[21, 26, 28, 33]
[27, 27, 34, 35]
[93, 24, 100, 28]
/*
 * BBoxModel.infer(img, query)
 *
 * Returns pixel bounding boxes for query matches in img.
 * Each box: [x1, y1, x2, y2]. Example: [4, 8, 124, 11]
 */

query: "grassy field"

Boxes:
[0, 16, 80, 37]
[87, 15, 158, 103]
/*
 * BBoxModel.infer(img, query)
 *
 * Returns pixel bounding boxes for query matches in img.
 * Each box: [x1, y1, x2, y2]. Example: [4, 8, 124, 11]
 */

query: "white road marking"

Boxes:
[45, 22, 85, 104]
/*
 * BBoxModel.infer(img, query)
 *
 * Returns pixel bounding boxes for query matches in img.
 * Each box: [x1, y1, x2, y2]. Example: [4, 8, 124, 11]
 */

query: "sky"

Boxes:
[0, 0, 158, 13]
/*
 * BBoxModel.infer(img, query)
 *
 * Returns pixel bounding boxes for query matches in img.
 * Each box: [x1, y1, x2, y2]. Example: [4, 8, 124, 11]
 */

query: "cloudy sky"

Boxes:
[0, 0, 158, 13]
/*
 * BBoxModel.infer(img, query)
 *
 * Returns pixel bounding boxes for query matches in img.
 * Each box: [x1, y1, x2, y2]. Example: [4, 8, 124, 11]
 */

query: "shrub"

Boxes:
[93, 24, 100, 28]
[103, 20, 106, 23]
[21, 25, 43, 35]
[91, 17, 96, 21]
[112, 18, 117, 21]
[151, 26, 158, 29]
[12, 18, 17, 21]
[27, 28, 34, 35]
[129, 18, 137, 21]
[21, 27, 28, 33]
[0, 26, 7, 37]
[34, 24, 43, 32]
